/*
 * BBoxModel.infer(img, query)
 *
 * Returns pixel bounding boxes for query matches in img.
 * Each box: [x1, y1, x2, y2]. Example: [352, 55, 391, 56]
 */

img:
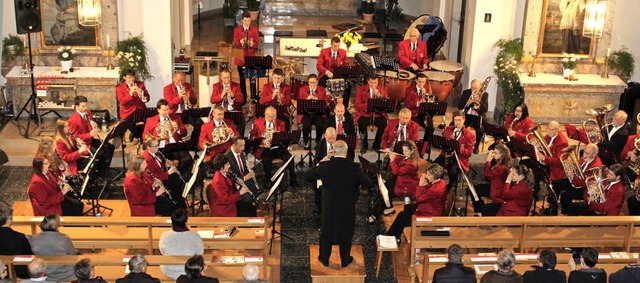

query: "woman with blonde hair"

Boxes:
[124, 155, 166, 216]
[54, 119, 90, 175]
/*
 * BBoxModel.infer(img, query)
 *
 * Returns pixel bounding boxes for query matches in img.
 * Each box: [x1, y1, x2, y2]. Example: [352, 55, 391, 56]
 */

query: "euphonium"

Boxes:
[585, 167, 606, 203]
[156, 116, 178, 141]
[560, 145, 584, 185]
[464, 76, 491, 110]
[628, 136, 640, 176]
[526, 125, 553, 161]
[211, 120, 234, 146]
[583, 104, 614, 144]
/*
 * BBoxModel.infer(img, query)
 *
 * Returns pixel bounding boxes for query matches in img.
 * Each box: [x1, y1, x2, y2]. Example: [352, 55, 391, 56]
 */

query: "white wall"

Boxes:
[194, 0, 223, 14]
[2, 1, 17, 38]
[399, 0, 431, 18]
[610, 0, 640, 83]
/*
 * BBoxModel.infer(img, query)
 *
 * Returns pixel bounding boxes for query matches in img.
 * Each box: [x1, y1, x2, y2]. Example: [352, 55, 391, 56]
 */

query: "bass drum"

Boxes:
[405, 14, 448, 62]
[376, 70, 415, 100]
[423, 71, 454, 102]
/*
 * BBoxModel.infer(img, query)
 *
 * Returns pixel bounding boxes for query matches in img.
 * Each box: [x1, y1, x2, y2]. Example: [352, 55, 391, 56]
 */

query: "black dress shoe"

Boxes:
[372, 144, 381, 151]
[318, 256, 329, 267]
[304, 141, 311, 150]
[473, 148, 479, 154]
[360, 147, 368, 155]
[341, 256, 354, 268]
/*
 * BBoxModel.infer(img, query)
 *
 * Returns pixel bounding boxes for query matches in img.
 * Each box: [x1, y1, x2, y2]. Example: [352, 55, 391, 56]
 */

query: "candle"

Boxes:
[22, 34, 26, 44]
[607, 48, 611, 57]
[107, 35, 110, 49]
[533, 44, 537, 54]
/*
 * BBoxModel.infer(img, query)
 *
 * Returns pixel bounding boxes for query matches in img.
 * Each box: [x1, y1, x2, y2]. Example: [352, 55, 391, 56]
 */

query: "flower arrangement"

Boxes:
[115, 34, 152, 81]
[493, 38, 524, 122]
[57, 46, 76, 61]
[362, 0, 375, 14]
[247, 0, 260, 11]
[335, 32, 361, 50]
[2, 34, 24, 63]
[562, 53, 578, 70]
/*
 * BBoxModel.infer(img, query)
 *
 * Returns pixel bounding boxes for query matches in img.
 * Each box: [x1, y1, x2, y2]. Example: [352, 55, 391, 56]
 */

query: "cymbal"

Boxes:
[354, 19, 368, 25]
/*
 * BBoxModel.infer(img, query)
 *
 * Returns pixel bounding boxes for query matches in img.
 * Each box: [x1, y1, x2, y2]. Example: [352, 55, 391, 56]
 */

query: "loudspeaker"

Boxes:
[14, 0, 42, 34]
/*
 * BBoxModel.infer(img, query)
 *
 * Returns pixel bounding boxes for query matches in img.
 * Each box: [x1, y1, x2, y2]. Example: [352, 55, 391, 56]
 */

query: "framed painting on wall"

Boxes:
[39, 0, 100, 49]
[537, 0, 593, 57]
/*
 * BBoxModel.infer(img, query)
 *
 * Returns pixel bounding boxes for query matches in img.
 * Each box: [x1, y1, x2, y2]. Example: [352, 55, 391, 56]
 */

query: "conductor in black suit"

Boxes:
[312, 127, 338, 214]
[309, 140, 372, 268]
[599, 110, 629, 164]
[325, 103, 356, 160]
[457, 79, 489, 154]
[225, 136, 257, 217]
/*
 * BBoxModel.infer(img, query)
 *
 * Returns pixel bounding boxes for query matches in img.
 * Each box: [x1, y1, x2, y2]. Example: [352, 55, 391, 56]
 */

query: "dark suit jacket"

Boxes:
[0, 226, 33, 278]
[568, 268, 607, 283]
[432, 262, 476, 283]
[609, 264, 640, 283]
[523, 266, 567, 283]
[176, 275, 220, 283]
[225, 149, 257, 192]
[325, 112, 356, 136]
[602, 123, 630, 162]
[115, 272, 161, 283]
[308, 157, 371, 243]
[314, 138, 355, 165]
[457, 89, 488, 118]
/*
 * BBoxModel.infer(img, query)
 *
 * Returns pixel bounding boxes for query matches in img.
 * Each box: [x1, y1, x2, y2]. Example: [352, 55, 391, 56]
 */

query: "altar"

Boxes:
[5, 66, 120, 120]
[519, 73, 627, 124]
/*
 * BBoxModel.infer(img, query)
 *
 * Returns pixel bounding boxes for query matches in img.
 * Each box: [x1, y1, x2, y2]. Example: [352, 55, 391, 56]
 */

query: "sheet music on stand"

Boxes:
[297, 99, 327, 115]
[464, 114, 483, 128]
[507, 137, 536, 159]
[271, 130, 302, 148]
[184, 149, 207, 198]
[418, 101, 447, 116]
[333, 66, 362, 79]
[372, 56, 398, 72]
[564, 124, 590, 144]
[431, 135, 460, 154]
[366, 98, 397, 114]
[483, 122, 510, 141]
[132, 107, 158, 122]
[358, 156, 390, 208]
[337, 134, 357, 150]
[266, 173, 285, 202]
[270, 155, 294, 182]
[224, 111, 244, 126]
[244, 137, 264, 155]
[161, 139, 197, 154]
[254, 104, 288, 119]
[181, 107, 211, 121]
[597, 144, 619, 165]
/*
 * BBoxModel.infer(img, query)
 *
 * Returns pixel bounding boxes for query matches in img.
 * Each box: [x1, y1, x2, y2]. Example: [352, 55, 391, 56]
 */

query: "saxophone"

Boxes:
[156, 116, 178, 141]
[211, 120, 235, 146]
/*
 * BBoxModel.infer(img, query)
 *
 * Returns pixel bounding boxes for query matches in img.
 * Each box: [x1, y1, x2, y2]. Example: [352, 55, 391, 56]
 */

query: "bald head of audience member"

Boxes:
[242, 264, 261, 281]
[28, 258, 47, 279]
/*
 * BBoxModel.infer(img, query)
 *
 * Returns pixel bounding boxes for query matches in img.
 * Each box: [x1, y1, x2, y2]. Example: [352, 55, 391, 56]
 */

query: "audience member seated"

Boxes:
[115, 254, 160, 283]
[21, 258, 56, 283]
[480, 249, 522, 283]
[70, 258, 107, 283]
[0, 259, 10, 283]
[234, 263, 268, 283]
[609, 253, 640, 283]
[176, 255, 220, 283]
[159, 208, 204, 279]
[0, 208, 32, 279]
[30, 214, 77, 282]
[523, 250, 566, 283]
[568, 248, 606, 283]
[432, 244, 476, 283]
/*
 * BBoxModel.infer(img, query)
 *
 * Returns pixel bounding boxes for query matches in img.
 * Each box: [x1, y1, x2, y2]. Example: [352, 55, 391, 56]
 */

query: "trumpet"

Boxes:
[178, 84, 191, 110]
[227, 170, 260, 206]
[130, 83, 148, 103]
[156, 150, 186, 183]
[221, 84, 234, 109]
[272, 85, 282, 104]
[68, 131, 93, 158]
[145, 168, 177, 205]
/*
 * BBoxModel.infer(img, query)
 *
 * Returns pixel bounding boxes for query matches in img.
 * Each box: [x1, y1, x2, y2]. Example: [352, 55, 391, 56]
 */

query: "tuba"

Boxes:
[583, 104, 614, 144]
[585, 167, 606, 203]
[526, 124, 552, 161]
[628, 136, 640, 176]
[560, 145, 584, 186]
[464, 76, 491, 111]
[211, 120, 234, 146]
[156, 116, 178, 141]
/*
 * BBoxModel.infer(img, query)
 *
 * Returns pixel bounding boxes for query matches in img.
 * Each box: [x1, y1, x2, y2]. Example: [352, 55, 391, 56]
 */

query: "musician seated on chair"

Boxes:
[386, 163, 447, 241]
[356, 74, 389, 153]
[142, 136, 188, 215]
[398, 27, 428, 73]
[537, 121, 569, 215]
[312, 127, 338, 215]
[116, 69, 150, 143]
[621, 124, 640, 215]
[28, 154, 78, 216]
[599, 110, 630, 163]
[504, 103, 534, 143]
[260, 68, 293, 131]
[379, 141, 421, 218]
[569, 163, 626, 216]
[381, 108, 420, 151]
[206, 154, 251, 217]
[226, 136, 258, 217]
[325, 103, 356, 159]
[124, 155, 168, 216]
[210, 69, 246, 137]
[164, 71, 202, 148]
[404, 72, 434, 142]
[142, 99, 193, 175]
[38, 135, 84, 216]
[249, 106, 298, 189]
[298, 74, 329, 150]
[494, 164, 535, 216]
[317, 36, 351, 107]
[52, 120, 89, 176]
[199, 105, 239, 162]
[458, 79, 488, 154]
[474, 143, 513, 216]
[434, 111, 475, 191]
[68, 96, 115, 177]
[564, 143, 603, 214]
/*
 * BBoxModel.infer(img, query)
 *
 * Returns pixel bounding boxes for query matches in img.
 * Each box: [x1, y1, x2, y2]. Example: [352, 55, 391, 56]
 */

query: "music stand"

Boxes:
[224, 111, 244, 128]
[418, 101, 448, 159]
[519, 158, 556, 216]
[183, 148, 207, 216]
[358, 156, 389, 240]
[431, 135, 460, 154]
[271, 130, 302, 149]
[244, 137, 264, 156]
[181, 107, 211, 122]
[508, 138, 537, 161]
[111, 120, 130, 171]
[597, 144, 619, 165]
[564, 124, 590, 149]
[296, 99, 327, 167]
[483, 122, 510, 142]
[337, 134, 357, 149]
[80, 126, 118, 216]
[333, 66, 362, 79]
[161, 139, 198, 154]
[264, 172, 292, 254]
[254, 104, 288, 120]
[245, 55, 273, 102]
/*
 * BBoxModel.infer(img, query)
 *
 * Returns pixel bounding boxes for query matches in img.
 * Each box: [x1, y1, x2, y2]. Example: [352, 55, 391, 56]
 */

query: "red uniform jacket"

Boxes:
[381, 119, 420, 149]
[398, 39, 428, 70]
[404, 84, 431, 117]
[28, 172, 64, 216]
[142, 150, 169, 182]
[68, 110, 96, 149]
[260, 82, 293, 107]
[297, 85, 330, 123]
[570, 157, 603, 188]
[497, 182, 532, 216]
[210, 81, 244, 111]
[55, 138, 87, 175]
[163, 82, 197, 115]
[249, 118, 286, 159]
[124, 172, 156, 216]
[116, 81, 149, 119]
[316, 47, 349, 80]
[620, 134, 637, 161]
[503, 113, 533, 141]
[390, 156, 419, 197]
[208, 171, 241, 217]
[485, 162, 509, 203]
[233, 25, 259, 66]
[415, 179, 447, 216]
[542, 133, 569, 181]
[199, 119, 239, 162]
[355, 84, 389, 121]
[142, 114, 188, 142]
[585, 180, 625, 216]
[440, 126, 475, 172]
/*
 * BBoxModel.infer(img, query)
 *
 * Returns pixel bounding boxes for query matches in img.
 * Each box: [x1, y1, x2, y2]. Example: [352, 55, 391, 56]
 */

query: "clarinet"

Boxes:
[68, 131, 94, 157]
[48, 168, 82, 201]
[144, 169, 177, 205]
[227, 170, 260, 206]
[156, 150, 186, 183]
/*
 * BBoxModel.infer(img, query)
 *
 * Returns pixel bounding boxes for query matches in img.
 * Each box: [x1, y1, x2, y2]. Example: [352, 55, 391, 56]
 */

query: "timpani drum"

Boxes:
[289, 74, 308, 97]
[422, 70, 454, 101]
[376, 70, 416, 100]
[429, 60, 465, 87]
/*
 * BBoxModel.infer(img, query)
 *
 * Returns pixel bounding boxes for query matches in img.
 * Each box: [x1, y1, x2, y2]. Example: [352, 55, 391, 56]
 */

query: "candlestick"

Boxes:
[607, 48, 611, 57]
[107, 35, 110, 49]
[602, 55, 610, 79]
[528, 53, 538, 77]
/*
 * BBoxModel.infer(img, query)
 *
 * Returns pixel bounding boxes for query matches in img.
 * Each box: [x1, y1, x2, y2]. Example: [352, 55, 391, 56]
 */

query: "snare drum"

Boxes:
[429, 60, 464, 87]
[290, 74, 308, 97]
[376, 70, 416, 100]
[422, 71, 454, 101]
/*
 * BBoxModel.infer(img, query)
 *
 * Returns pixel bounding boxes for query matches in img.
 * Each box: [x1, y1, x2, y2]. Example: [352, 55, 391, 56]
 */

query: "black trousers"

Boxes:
[302, 114, 324, 144]
[61, 195, 84, 216]
[412, 115, 434, 143]
[561, 187, 585, 215]
[568, 202, 598, 216]
[357, 116, 387, 148]
[183, 116, 204, 150]
[125, 119, 145, 141]
[90, 139, 115, 176]
[387, 203, 417, 240]
[260, 147, 296, 188]
[627, 196, 640, 215]
[434, 155, 459, 190]
[551, 178, 572, 213]
[319, 230, 353, 266]
[236, 195, 258, 217]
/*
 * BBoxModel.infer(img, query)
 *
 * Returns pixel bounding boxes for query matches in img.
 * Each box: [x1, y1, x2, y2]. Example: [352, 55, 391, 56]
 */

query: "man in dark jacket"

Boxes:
[309, 140, 371, 268]
[433, 244, 476, 282]
[457, 79, 489, 154]
[0, 208, 33, 278]
[609, 255, 640, 283]
[115, 255, 161, 283]
[523, 250, 566, 283]
[568, 247, 606, 283]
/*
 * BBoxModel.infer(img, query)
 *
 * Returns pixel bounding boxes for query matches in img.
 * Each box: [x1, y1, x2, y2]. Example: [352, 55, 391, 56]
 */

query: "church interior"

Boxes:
[1, 0, 640, 282]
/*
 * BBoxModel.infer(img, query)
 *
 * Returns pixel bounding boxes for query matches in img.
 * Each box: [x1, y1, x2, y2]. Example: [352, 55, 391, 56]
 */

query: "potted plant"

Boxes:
[493, 38, 524, 123]
[362, 0, 375, 23]
[386, 0, 403, 30]
[115, 34, 152, 82]
[609, 47, 636, 82]
[247, 0, 260, 21]
[2, 34, 25, 64]
[57, 46, 76, 71]
[561, 53, 579, 79]
[223, 0, 239, 27]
